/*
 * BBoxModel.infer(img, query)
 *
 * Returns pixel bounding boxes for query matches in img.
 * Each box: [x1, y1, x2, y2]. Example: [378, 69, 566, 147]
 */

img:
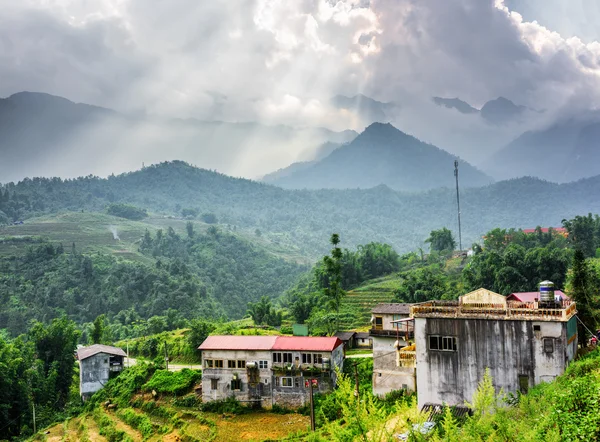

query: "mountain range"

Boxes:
[263, 122, 493, 191]
[433, 96, 528, 125]
[483, 115, 600, 182]
[0, 91, 356, 183]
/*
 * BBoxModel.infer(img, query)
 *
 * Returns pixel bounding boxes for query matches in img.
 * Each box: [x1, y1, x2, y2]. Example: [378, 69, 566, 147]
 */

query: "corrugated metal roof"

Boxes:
[508, 290, 569, 303]
[355, 332, 371, 339]
[77, 344, 127, 360]
[371, 303, 412, 314]
[335, 331, 356, 341]
[272, 336, 343, 351]
[198, 335, 278, 351]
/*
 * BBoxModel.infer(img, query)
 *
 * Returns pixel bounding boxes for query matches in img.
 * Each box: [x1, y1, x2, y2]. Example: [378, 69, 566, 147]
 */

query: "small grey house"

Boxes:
[77, 344, 127, 400]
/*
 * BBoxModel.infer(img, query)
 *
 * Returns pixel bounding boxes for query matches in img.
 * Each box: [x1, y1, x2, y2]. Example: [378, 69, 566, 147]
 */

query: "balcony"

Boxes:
[370, 328, 414, 339]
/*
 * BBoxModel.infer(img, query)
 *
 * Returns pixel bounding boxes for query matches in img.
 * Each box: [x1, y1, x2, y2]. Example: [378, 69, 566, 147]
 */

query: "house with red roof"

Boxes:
[198, 335, 344, 407]
[507, 290, 570, 303]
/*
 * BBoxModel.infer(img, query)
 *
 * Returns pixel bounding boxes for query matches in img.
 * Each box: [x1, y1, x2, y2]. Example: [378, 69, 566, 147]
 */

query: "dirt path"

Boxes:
[127, 358, 202, 371]
[85, 415, 108, 442]
[106, 410, 143, 442]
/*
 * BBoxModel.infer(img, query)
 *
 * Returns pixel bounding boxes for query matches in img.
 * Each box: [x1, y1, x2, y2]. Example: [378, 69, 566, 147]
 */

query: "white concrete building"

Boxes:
[199, 335, 344, 408]
[77, 344, 126, 400]
[370, 303, 416, 397]
[412, 288, 578, 408]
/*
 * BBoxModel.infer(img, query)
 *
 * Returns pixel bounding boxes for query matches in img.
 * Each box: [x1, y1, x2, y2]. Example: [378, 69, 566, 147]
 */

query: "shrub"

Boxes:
[199, 397, 249, 414]
[172, 394, 201, 408]
[107, 203, 148, 220]
[142, 369, 201, 396]
[87, 363, 155, 409]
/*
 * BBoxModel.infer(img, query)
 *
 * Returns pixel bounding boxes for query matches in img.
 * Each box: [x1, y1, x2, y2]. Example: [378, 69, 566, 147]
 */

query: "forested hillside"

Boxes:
[0, 225, 306, 337]
[3, 161, 600, 257]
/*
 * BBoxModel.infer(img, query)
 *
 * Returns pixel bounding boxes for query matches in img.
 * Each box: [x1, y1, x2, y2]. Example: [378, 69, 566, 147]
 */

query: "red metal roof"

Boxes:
[272, 336, 343, 352]
[507, 290, 569, 303]
[198, 335, 278, 351]
[198, 335, 343, 352]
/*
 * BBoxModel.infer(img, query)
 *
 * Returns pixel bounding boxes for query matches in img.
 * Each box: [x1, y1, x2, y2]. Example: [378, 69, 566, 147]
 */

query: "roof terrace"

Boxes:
[410, 288, 577, 322]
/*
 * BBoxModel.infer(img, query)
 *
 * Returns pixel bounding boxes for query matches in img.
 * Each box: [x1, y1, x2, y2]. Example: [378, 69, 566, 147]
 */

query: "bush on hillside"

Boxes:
[107, 203, 148, 220]
[142, 369, 201, 396]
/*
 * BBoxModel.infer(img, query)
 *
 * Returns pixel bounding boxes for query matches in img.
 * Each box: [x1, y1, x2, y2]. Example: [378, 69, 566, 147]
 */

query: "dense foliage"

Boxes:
[142, 369, 202, 396]
[0, 317, 80, 439]
[0, 223, 305, 336]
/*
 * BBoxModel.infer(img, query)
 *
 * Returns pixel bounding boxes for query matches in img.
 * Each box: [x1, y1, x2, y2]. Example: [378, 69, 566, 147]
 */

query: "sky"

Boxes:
[2, 0, 600, 179]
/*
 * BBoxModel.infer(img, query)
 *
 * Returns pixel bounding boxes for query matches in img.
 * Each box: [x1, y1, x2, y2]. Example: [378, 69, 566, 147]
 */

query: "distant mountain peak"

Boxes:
[432, 97, 479, 114]
[480, 97, 526, 125]
[264, 122, 492, 192]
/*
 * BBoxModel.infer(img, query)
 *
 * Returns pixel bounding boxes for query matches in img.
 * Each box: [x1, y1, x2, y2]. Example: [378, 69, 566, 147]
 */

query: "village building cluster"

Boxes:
[77, 281, 578, 412]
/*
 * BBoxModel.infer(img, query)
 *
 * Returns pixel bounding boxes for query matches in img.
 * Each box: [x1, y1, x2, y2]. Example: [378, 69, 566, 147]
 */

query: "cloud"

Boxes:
[2, 0, 600, 177]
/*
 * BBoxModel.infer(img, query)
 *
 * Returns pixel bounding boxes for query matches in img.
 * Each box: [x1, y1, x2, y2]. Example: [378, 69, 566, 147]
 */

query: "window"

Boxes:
[214, 360, 224, 368]
[313, 354, 323, 364]
[302, 353, 312, 364]
[518, 375, 529, 394]
[237, 360, 246, 369]
[283, 353, 293, 363]
[281, 377, 293, 387]
[258, 360, 268, 369]
[374, 316, 383, 330]
[543, 338, 554, 354]
[393, 315, 403, 329]
[273, 353, 282, 363]
[211, 379, 218, 390]
[231, 379, 242, 390]
[294, 377, 300, 388]
[205, 359, 214, 368]
[533, 325, 541, 332]
[228, 360, 236, 369]
[428, 335, 457, 352]
[275, 377, 280, 387]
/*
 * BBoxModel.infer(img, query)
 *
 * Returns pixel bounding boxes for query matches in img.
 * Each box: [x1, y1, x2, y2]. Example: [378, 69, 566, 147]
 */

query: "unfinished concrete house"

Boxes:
[412, 285, 578, 408]
[77, 344, 127, 400]
[370, 303, 416, 397]
[199, 335, 344, 408]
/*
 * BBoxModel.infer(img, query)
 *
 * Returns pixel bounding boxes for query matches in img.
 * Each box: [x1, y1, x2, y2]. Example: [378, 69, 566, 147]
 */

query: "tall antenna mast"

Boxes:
[454, 160, 462, 251]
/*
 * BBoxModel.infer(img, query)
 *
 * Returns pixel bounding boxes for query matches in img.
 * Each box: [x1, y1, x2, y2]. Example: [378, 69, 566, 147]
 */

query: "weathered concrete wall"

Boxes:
[372, 336, 414, 397]
[415, 317, 570, 408]
[373, 368, 416, 397]
[80, 353, 110, 397]
[201, 349, 272, 404]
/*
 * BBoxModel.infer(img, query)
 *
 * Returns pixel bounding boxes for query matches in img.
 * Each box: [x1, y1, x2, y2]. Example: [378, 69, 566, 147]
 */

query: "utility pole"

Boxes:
[32, 399, 36, 434]
[309, 379, 315, 431]
[454, 160, 463, 251]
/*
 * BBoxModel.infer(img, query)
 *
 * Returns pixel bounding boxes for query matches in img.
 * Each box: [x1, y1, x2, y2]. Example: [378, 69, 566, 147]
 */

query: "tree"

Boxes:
[247, 296, 282, 326]
[186, 221, 195, 238]
[569, 249, 596, 346]
[201, 213, 218, 224]
[425, 228, 456, 253]
[187, 319, 216, 355]
[563, 214, 600, 258]
[91, 314, 106, 344]
[322, 233, 345, 334]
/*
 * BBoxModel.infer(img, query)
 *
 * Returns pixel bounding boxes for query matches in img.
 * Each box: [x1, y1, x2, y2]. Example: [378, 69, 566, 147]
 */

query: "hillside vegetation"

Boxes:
[3, 161, 600, 257]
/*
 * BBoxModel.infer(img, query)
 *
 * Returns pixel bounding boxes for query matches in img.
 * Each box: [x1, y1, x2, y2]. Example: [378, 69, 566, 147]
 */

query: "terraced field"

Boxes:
[338, 274, 400, 330]
[0, 211, 309, 263]
[37, 402, 309, 442]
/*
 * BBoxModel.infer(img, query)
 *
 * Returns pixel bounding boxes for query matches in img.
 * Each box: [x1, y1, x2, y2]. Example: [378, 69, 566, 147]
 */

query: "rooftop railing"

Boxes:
[410, 300, 576, 322]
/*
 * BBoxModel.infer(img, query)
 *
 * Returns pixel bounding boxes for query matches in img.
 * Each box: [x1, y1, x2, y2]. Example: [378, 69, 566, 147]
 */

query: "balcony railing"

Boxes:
[369, 328, 414, 338]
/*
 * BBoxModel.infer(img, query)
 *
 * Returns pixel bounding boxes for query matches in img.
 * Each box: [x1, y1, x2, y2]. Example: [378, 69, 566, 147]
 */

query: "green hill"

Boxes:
[4, 161, 600, 258]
